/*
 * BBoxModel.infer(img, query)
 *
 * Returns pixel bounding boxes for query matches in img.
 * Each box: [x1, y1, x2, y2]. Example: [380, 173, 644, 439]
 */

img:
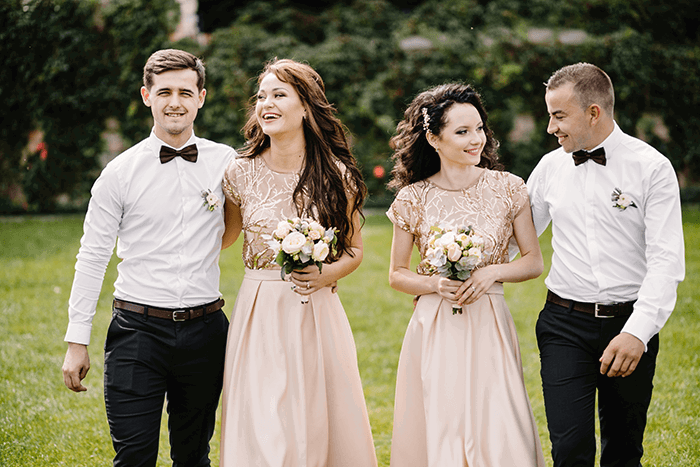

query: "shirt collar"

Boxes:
[590, 121, 622, 158]
[147, 128, 198, 159]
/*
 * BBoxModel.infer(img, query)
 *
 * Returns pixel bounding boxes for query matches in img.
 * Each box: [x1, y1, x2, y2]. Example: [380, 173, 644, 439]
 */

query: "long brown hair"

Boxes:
[239, 58, 366, 260]
[388, 83, 502, 191]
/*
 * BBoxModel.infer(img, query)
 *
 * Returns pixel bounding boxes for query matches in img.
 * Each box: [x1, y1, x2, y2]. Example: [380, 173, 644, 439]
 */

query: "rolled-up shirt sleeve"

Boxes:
[64, 164, 122, 346]
[621, 159, 685, 347]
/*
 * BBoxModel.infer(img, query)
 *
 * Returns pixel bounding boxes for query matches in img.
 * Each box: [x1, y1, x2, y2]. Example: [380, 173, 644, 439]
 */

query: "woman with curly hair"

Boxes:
[218, 59, 377, 467]
[386, 83, 545, 466]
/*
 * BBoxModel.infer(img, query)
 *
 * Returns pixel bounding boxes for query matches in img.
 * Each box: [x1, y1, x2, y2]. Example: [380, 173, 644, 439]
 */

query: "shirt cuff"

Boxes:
[64, 323, 92, 346]
[620, 312, 657, 352]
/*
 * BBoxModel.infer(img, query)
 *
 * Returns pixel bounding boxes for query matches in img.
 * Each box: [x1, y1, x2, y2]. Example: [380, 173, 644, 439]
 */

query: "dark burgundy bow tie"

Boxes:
[572, 147, 606, 166]
[159, 144, 198, 164]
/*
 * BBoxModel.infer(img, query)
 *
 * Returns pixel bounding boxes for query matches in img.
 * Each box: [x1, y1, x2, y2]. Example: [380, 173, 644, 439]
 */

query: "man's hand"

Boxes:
[599, 332, 645, 377]
[62, 343, 90, 392]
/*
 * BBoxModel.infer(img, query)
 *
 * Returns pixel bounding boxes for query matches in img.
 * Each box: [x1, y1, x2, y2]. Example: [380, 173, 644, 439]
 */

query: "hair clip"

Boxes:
[421, 107, 430, 132]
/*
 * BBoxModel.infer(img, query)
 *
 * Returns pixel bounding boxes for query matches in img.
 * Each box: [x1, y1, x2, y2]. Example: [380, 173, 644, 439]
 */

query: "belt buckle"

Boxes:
[594, 303, 614, 318]
[172, 310, 188, 322]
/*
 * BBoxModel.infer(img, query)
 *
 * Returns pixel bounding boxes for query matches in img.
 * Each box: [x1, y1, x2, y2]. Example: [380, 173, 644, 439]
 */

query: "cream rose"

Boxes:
[312, 241, 330, 261]
[618, 193, 632, 208]
[274, 220, 292, 239]
[206, 193, 219, 206]
[455, 233, 469, 245]
[435, 231, 455, 248]
[467, 247, 483, 260]
[446, 242, 463, 262]
[281, 231, 307, 254]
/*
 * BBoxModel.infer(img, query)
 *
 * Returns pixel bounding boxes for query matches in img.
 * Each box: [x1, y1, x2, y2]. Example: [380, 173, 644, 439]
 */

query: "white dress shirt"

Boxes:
[64, 130, 236, 345]
[527, 122, 685, 347]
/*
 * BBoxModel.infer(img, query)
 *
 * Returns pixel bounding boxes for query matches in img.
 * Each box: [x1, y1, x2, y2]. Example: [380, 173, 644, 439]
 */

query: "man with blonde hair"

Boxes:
[62, 49, 235, 466]
[527, 62, 684, 466]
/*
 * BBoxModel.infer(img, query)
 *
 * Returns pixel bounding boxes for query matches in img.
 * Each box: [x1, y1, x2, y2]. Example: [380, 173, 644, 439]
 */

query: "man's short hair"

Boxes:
[546, 62, 615, 116]
[143, 49, 206, 91]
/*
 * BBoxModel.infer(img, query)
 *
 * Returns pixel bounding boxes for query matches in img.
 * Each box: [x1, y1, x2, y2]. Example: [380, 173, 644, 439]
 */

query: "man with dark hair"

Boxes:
[61, 49, 235, 466]
[527, 62, 685, 466]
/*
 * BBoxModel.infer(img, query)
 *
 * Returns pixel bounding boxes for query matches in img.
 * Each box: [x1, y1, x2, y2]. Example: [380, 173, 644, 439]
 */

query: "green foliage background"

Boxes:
[2, 0, 699, 212]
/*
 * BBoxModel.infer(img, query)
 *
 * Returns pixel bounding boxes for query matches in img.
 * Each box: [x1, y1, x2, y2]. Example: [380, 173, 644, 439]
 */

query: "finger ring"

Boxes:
[471, 286, 476, 292]
[291, 285, 297, 291]
[306, 282, 310, 289]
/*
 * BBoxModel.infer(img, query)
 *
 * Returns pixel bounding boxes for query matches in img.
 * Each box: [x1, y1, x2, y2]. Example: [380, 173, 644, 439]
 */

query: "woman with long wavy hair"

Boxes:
[386, 83, 546, 466]
[218, 58, 377, 467]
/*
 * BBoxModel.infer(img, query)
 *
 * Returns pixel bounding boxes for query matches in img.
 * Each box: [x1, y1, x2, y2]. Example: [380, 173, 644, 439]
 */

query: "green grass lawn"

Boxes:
[1, 208, 698, 466]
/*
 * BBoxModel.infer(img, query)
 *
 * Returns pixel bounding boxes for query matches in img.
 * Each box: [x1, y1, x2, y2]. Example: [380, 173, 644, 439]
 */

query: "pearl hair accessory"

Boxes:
[421, 107, 430, 132]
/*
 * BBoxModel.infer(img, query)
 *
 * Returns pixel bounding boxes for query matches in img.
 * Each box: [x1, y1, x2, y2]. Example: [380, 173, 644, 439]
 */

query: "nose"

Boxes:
[546, 116, 557, 135]
[167, 93, 182, 109]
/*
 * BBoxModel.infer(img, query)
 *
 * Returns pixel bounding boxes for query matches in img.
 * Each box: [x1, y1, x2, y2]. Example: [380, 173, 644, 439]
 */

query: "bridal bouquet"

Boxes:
[421, 224, 485, 314]
[265, 217, 338, 304]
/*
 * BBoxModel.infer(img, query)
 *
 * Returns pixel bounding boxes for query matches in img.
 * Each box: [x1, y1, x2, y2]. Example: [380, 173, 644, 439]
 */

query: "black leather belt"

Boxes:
[113, 298, 224, 322]
[546, 291, 634, 318]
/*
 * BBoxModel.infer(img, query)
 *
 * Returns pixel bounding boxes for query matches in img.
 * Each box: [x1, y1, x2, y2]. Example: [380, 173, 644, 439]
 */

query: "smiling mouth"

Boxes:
[166, 112, 185, 118]
[262, 113, 280, 121]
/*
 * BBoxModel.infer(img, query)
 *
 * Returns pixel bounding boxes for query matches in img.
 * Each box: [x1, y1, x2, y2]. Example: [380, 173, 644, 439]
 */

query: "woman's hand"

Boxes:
[434, 276, 464, 303]
[455, 265, 500, 306]
[290, 264, 335, 295]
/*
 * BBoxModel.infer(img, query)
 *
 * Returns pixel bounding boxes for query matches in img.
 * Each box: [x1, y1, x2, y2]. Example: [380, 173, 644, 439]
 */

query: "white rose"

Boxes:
[618, 194, 632, 208]
[446, 242, 463, 262]
[274, 221, 292, 239]
[455, 233, 469, 245]
[309, 220, 324, 234]
[308, 230, 321, 241]
[206, 193, 219, 206]
[281, 231, 307, 254]
[435, 231, 455, 248]
[312, 241, 330, 261]
[467, 247, 483, 260]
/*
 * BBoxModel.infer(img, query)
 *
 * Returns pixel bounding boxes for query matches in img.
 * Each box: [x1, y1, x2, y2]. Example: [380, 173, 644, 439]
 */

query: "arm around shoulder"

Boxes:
[221, 199, 243, 249]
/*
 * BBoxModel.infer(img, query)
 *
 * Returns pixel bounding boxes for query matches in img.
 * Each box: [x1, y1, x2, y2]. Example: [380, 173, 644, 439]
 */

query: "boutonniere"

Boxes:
[611, 187, 637, 211]
[201, 189, 222, 211]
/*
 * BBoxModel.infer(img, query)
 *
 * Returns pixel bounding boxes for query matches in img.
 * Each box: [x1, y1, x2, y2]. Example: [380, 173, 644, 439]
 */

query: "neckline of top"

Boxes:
[426, 169, 487, 192]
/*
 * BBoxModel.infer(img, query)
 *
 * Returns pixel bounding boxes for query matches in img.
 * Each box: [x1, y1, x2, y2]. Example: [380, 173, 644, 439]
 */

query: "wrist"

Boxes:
[431, 274, 441, 293]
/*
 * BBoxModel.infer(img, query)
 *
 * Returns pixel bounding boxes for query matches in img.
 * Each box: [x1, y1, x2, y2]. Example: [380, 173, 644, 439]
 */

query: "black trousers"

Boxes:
[104, 305, 229, 467]
[536, 299, 659, 467]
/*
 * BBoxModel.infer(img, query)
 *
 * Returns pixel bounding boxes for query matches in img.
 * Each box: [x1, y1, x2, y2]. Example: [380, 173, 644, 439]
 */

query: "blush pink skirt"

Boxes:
[220, 268, 377, 467]
[390, 283, 545, 467]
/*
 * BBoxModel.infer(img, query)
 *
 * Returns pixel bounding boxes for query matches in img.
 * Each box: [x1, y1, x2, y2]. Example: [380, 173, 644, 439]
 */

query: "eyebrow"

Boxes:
[259, 87, 288, 93]
[155, 86, 196, 94]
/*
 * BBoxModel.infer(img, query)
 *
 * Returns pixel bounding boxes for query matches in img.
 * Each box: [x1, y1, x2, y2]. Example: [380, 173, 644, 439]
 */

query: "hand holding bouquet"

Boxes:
[421, 224, 485, 314]
[265, 217, 338, 304]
